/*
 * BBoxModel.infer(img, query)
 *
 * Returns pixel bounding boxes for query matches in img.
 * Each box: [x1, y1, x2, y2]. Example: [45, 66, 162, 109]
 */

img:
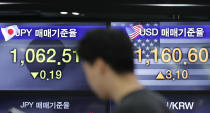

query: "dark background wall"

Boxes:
[0, 0, 209, 21]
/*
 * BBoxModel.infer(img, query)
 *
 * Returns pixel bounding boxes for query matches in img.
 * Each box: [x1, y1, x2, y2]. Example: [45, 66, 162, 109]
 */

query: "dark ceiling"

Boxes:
[0, 0, 210, 21]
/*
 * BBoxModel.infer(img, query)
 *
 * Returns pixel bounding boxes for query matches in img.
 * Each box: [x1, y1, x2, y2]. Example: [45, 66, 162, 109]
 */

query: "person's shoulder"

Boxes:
[114, 89, 173, 113]
[122, 89, 165, 104]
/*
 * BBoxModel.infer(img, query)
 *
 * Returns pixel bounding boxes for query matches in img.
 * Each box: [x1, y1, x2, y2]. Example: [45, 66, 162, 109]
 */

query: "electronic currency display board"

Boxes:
[111, 22, 210, 91]
[163, 92, 210, 113]
[0, 91, 107, 113]
[110, 91, 210, 113]
[0, 22, 106, 90]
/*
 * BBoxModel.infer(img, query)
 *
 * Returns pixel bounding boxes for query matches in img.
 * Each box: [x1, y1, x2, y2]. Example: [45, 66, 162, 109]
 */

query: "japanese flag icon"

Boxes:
[1, 25, 19, 41]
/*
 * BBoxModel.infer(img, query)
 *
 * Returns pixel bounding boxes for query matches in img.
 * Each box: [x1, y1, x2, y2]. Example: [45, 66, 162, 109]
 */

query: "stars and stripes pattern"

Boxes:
[126, 24, 144, 40]
[112, 22, 210, 90]
[133, 38, 160, 59]
[131, 23, 210, 90]
[130, 23, 160, 59]
[134, 23, 210, 90]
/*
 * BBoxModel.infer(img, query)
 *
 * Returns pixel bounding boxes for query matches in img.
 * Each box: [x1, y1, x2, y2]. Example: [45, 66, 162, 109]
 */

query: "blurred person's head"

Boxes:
[78, 29, 137, 100]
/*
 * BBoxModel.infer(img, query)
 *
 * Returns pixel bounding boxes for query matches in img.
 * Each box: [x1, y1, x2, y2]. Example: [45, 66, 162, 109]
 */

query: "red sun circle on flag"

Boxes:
[8, 29, 14, 35]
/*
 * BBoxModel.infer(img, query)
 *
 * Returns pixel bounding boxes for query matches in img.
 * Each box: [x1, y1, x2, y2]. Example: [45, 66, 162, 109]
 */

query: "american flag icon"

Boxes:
[126, 24, 144, 40]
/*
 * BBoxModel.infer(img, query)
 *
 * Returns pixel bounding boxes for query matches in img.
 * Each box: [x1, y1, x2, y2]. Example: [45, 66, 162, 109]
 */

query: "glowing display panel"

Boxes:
[111, 22, 210, 90]
[0, 22, 106, 90]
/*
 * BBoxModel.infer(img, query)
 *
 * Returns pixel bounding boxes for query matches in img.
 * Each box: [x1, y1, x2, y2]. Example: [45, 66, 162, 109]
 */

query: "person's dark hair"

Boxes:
[78, 29, 134, 74]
